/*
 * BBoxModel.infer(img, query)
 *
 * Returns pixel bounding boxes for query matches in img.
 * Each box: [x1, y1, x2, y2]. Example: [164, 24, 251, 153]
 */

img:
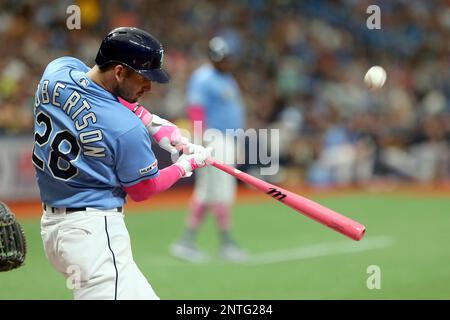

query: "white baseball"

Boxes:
[364, 66, 386, 90]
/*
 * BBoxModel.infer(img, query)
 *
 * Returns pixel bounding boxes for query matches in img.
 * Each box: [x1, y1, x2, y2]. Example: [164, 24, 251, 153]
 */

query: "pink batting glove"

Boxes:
[118, 97, 189, 155]
[149, 114, 189, 155]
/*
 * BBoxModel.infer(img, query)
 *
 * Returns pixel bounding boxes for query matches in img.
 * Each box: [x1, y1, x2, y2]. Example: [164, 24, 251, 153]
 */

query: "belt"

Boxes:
[43, 204, 123, 214]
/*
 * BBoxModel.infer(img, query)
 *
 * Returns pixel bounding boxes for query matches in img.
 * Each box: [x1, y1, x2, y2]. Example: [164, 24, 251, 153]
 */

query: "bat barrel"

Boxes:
[211, 160, 366, 241]
[279, 188, 366, 241]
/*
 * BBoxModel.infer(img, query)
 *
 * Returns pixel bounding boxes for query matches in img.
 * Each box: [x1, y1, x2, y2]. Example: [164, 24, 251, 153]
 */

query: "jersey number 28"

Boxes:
[32, 112, 81, 181]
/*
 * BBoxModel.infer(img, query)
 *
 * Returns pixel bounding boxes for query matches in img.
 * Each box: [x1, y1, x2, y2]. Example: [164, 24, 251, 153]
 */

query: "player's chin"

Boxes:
[125, 94, 140, 103]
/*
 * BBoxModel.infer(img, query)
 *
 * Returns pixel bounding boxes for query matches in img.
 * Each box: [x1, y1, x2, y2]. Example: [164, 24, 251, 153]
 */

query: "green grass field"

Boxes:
[2, 192, 450, 299]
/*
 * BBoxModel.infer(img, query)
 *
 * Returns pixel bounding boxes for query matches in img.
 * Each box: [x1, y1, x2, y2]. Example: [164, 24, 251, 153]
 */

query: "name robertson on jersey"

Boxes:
[35, 80, 106, 158]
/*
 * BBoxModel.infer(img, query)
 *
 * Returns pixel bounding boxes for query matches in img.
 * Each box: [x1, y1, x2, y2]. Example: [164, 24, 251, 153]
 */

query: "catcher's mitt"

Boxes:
[0, 201, 26, 271]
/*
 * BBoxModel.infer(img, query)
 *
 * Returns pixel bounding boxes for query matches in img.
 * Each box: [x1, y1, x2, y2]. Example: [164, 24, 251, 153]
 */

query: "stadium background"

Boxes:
[1, 0, 449, 299]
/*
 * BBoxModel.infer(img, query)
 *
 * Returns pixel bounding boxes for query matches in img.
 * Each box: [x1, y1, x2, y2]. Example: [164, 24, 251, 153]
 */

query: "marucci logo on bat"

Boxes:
[267, 188, 286, 201]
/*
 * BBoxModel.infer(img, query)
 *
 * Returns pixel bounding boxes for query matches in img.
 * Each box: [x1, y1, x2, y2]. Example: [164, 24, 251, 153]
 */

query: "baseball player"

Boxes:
[33, 27, 211, 300]
[169, 36, 248, 262]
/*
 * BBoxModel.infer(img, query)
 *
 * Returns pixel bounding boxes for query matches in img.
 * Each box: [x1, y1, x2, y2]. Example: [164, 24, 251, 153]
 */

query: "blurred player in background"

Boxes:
[34, 27, 210, 299]
[170, 36, 248, 263]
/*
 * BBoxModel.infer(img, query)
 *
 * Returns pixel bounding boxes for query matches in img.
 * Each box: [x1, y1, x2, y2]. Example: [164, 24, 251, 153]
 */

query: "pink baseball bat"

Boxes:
[210, 159, 366, 241]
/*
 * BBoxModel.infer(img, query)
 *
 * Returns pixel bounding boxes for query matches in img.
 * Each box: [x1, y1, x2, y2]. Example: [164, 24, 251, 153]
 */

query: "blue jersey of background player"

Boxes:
[187, 61, 245, 133]
[33, 56, 157, 209]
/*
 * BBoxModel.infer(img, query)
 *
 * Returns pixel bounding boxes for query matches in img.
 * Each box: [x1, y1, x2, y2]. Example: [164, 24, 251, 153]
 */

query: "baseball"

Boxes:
[364, 66, 386, 90]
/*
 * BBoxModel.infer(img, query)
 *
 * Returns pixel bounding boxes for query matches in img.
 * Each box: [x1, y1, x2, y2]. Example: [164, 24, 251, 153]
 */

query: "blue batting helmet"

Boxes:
[95, 27, 170, 83]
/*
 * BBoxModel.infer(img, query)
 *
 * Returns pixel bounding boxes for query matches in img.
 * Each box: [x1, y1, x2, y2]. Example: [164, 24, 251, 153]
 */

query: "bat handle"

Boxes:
[207, 157, 218, 166]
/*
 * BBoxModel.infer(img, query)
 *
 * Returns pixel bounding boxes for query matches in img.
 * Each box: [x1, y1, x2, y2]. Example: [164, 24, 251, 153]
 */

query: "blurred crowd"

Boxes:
[1, 0, 449, 185]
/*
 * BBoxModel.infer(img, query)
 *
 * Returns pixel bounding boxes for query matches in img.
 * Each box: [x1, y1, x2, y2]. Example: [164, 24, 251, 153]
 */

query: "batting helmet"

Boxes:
[208, 36, 231, 62]
[95, 27, 170, 83]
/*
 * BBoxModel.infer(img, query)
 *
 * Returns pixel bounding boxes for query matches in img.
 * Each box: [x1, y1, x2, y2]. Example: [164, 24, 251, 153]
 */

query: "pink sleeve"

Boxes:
[187, 104, 206, 123]
[187, 104, 206, 134]
[124, 164, 184, 202]
[118, 97, 153, 126]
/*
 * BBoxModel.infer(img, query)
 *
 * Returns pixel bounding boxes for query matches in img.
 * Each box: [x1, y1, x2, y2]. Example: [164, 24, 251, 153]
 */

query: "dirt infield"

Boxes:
[8, 181, 450, 219]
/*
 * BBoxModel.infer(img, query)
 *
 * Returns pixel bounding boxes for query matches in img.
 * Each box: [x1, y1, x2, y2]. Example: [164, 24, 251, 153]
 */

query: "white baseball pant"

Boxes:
[40, 207, 159, 300]
[194, 133, 237, 204]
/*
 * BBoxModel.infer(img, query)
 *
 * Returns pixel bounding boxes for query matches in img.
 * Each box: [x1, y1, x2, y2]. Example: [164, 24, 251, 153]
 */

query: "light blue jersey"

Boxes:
[187, 64, 245, 132]
[32, 57, 159, 209]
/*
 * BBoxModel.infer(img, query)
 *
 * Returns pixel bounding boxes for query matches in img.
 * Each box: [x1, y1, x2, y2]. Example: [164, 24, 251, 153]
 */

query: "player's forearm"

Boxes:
[119, 97, 188, 154]
[118, 97, 153, 126]
[124, 164, 184, 202]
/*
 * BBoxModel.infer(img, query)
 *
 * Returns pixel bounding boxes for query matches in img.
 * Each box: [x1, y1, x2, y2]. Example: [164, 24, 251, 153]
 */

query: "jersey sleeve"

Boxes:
[115, 125, 160, 187]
